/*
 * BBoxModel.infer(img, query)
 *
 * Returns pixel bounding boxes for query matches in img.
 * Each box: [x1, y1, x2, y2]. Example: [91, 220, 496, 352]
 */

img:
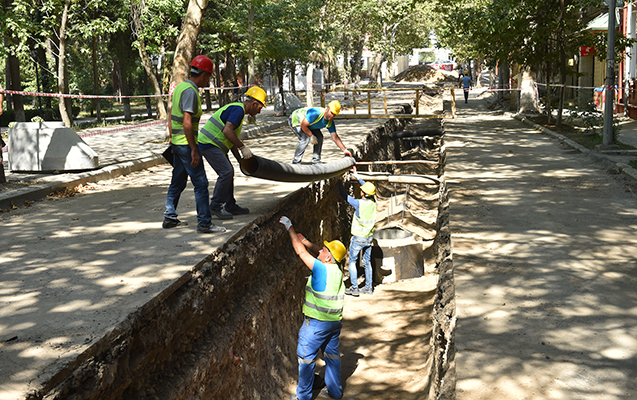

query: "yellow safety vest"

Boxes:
[290, 107, 325, 128]
[303, 262, 345, 321]
[351, 199, 376, 237]
[170, 81, 202, 145]
[198, 103, 244, 154]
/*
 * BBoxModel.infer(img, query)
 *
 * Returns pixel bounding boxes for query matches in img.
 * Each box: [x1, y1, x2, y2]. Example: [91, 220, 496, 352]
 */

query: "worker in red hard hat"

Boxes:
[288, 100, 352, 164]
[198, 86, 267, 220]
[163, 55, 225, 234]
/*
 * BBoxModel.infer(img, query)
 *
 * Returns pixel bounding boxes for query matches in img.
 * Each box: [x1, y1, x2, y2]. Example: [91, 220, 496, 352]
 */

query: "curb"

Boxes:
[1, 121, 288, 210]
[513, 114, 637, 184]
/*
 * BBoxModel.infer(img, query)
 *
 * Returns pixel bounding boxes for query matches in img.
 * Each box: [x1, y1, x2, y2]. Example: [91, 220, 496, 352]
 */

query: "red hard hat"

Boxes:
[190, 55, 213, 74]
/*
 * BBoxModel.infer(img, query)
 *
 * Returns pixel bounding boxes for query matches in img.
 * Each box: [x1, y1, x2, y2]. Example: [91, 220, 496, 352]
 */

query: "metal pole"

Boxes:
[603, 0, 616, 146]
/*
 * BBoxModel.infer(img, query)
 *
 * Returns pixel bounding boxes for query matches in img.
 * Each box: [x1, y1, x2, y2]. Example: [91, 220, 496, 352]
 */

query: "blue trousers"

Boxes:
[199, 145, 236, 211]
[289, 118, 324, 164]
[296, 317, 343, 400]
[348, 235, 373, 290]
[164, 144, 212, 227]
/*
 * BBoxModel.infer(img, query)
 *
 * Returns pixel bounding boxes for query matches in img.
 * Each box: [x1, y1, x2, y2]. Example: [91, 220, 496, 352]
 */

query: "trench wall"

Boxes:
[30, 105, 456, 400]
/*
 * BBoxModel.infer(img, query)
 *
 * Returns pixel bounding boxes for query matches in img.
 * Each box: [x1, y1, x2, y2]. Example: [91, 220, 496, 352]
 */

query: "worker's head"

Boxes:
[361, 182, 376, 197]
[322, 240, 347, 263]
[244, 86, 267, 117]
[189, 55, 213, 87]
[325, 100, 341, 120]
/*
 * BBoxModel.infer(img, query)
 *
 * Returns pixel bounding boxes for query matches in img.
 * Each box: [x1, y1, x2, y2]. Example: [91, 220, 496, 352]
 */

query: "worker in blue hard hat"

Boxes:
[288, 100, 353, 164]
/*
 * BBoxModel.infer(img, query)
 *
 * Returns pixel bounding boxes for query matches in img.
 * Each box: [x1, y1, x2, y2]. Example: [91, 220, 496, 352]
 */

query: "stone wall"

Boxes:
[29, 106, 456, 400]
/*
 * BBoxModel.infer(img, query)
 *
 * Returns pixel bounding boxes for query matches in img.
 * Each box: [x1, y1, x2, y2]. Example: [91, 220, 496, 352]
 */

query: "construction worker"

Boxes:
[198, 86, 266, 220]
[339, 170, 377, 296]
[163, 55, 225, 234]
[279, 216, 345, 400]
[288, 100, 352, 164]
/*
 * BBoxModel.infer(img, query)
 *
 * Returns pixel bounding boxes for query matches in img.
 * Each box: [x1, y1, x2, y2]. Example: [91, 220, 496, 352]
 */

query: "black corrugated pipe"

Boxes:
[392, 129, 442, 139]
[240, 155, 356, 183]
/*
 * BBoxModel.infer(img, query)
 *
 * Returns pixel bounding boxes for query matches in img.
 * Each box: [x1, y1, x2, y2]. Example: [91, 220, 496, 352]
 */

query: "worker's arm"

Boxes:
[167, 105, 173, 136]
[330, 130, 352, 157]
[300, 118, 314, 137]
[182, 112, 200, 167]
[296, 233, 321, 255]
[279, 217, 315, 271]
[222, 120, 253, 159]
[0, 91, 4, 115]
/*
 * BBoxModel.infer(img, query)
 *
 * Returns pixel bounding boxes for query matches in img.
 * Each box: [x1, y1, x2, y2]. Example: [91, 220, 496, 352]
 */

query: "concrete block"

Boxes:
[8, 122, 99, 172]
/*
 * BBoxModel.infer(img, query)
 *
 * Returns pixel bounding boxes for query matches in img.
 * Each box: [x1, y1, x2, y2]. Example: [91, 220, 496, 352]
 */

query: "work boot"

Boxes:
[319, 387, 342, 399]
[345, 287, 359, 297]
[162, 218, 187, 229]
[211, 206, 233, 220]
[226, 204, 249, 215]
[360, 287, 373, 295]
[196, 223, 226, 233]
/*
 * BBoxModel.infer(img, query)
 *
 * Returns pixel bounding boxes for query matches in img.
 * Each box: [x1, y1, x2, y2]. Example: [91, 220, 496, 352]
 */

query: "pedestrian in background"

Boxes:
[339, 170, 377, 296]
[198, 86, 266, 220]
[163, 55, 225, 234]
[279, 216, 345, 400]
[288, 100, 352, 164]
[460, 71, 472, 104]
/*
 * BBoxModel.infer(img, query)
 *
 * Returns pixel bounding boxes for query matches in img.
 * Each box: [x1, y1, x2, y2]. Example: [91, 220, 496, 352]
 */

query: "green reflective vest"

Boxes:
[303, 263, 345, 322]
[351, 198, 376, 237]
[198, 103, 244, 154]
[170, 81, 202, 145]
[290, 107, 324, 128]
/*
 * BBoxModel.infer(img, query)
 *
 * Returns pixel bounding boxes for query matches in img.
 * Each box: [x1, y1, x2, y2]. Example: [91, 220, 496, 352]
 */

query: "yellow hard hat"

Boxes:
[245, 86, 267, 107]
[324, 240, 347, 262]
[328, 100, 341, 115]
[361, 182, 376, 196]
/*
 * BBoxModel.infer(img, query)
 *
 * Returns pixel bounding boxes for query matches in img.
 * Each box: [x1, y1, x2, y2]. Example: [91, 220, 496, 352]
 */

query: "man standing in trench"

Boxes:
[279, 215, 345, 400]
[163, 55, 225, 234]
[288, 100, 352, 164]
[198, 86, 266, 220]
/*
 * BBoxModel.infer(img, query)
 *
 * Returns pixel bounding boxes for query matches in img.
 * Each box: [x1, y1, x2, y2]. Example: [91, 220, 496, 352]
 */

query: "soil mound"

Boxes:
[394, 64, 457, 85]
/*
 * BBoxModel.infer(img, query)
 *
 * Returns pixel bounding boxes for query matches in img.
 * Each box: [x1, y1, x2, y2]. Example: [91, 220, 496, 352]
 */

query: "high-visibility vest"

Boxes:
[303, 263, 344, 322]
[290, 107, 325, 128]
[351, 198, 376, 237]
[170, 81, 202, 145]
[198, 103, 244, 154]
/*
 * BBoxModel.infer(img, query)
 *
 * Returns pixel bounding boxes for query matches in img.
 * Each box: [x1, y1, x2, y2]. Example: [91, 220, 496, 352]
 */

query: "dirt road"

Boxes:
[448, 93, 637, 400]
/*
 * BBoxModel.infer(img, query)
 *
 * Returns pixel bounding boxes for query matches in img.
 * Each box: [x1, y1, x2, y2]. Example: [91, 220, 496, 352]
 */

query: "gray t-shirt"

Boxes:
[179, 79, 199, 115]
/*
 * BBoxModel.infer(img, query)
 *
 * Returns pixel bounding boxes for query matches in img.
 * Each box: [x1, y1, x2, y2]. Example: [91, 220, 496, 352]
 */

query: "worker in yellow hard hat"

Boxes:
[198, 86, 267, 220]
[278, 215, 345, 400]
[338, 168, 377, 296]
[288, 100, 352, 164]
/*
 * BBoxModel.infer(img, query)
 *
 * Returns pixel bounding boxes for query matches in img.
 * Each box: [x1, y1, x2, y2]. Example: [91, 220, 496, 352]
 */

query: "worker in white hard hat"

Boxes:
[288, 100, 353, 164]
[278, 215, 345, 400]
[338, 168, 377, 296]
[163, 55, 226, 234]
[198, 86, 266, 220]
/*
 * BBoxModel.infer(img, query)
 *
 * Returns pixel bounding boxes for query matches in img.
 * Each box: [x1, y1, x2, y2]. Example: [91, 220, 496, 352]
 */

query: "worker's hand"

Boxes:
[343, 149, 353, 157]
[239, 146, 253, 159]
[309, 135, 319, 145]
[190, 149, 201, 167]
[279, 216, 292, 230]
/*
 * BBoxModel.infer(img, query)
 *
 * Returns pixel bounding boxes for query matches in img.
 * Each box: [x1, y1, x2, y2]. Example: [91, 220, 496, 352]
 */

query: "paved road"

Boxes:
[448, 92, 637, 399]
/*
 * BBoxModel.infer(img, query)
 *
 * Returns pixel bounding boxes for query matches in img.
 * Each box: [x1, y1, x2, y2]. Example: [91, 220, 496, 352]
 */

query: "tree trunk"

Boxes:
[306, 62, 314, 107]
[131, 5, 166, 119]
[58, 0, 73, 127]
[220, 51, 236, 107]
[368, 53, 384, 88]
[276, 59, 286, 115]
[350, 37, 365, 83]
[4, 59, 12, 112]
[93, 36, 102, 122]
[170, 0, 210, 87]
[546, 60, 552, 125]
[7, 44, 25, 122]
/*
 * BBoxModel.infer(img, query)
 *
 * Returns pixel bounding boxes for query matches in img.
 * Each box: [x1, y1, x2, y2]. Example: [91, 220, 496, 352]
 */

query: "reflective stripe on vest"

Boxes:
[351, 198, 376, 237]
[291, 107, 324, 127]
[303, 263, 344, 321]
[171, 81, 202, 145]
[198, 103, 244, 153]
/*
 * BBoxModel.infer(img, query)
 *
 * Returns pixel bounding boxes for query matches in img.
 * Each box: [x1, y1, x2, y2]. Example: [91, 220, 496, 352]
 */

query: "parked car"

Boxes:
[430, 60, 457, 71]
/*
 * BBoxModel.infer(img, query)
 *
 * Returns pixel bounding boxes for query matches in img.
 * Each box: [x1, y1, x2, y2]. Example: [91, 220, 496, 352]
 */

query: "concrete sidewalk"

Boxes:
[449, 90, 637, 400]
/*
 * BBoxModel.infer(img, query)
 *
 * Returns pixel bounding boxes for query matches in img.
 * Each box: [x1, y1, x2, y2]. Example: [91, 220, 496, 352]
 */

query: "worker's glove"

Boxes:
[239, 146, 253, 159]
[279, 216, 292, 230]
[309, 135, 319, 145]
[343, 149, 353, 157]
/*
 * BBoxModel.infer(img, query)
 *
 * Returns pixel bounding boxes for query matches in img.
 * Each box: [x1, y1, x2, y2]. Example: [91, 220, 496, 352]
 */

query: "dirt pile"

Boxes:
[394, 65, 458, 85]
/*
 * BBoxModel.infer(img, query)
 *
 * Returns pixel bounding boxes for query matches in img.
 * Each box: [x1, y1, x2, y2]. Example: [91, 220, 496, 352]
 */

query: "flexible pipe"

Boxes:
[240, 155, 356, 183]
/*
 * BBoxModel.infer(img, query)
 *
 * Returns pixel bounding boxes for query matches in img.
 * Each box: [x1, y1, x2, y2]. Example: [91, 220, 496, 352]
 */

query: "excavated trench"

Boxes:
[30, 106, 455, 400]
